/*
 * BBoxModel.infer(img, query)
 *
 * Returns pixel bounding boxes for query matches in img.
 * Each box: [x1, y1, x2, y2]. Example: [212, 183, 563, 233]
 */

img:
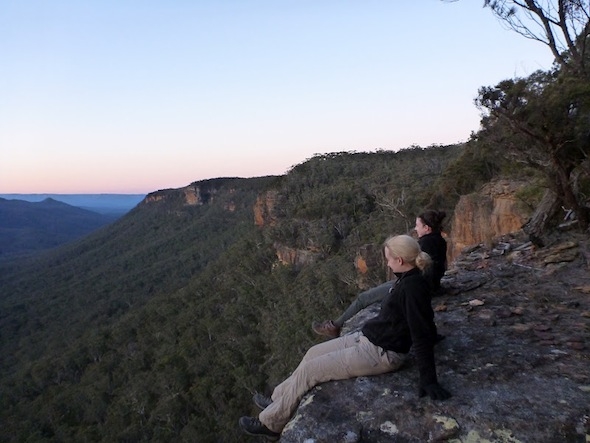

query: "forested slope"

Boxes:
[0, 146, 471, 442]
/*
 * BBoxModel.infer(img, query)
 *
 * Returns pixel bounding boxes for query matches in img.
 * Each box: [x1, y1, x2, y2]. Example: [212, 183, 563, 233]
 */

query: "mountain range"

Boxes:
[0, 194, 146, 216]
[0, 197, 119, 259]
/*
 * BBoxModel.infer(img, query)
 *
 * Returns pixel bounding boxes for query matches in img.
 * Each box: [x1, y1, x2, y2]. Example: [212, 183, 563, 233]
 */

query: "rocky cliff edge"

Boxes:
[279, 230, 590, 442]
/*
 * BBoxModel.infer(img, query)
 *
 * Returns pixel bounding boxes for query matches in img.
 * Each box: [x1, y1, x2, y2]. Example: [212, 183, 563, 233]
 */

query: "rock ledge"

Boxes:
[280, 231, 590, 443]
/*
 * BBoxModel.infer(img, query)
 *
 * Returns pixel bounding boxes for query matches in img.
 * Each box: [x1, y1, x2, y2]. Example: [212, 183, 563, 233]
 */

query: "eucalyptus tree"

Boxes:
[476, 68, 590, 233]
[482, 0, 589, 76]
[479, 1, 590, 232]
[443, 1, 590, 233]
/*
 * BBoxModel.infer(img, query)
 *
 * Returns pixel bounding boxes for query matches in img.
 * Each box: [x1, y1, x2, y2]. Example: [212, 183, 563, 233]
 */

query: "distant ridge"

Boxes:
[0, 197, 120, 259]
[0, 193, 145, 215]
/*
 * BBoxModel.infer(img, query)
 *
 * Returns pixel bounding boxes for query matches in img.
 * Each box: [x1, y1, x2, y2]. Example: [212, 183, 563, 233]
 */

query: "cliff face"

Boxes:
[141, 180, 240, 212]
[274, 243, 321, 268]
[280, 231, 590, 442]
[354, 244, 387, 290]
[254, 190, 320, 269]
[254, 190, 279, 227]
[449, 180, 531, 261]
[143, 185, 207, 206]
[258, 179, 533, 277]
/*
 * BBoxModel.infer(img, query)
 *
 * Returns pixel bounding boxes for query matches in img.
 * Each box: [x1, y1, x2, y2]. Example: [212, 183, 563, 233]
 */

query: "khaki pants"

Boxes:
[259, 332, 406, 433]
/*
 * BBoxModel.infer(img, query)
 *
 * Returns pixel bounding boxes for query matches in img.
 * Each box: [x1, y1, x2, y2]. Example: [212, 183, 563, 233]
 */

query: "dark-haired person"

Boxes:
[313, 209, 448, 338]
[239, 235, 451, 440]
[414, 209, 447, 296]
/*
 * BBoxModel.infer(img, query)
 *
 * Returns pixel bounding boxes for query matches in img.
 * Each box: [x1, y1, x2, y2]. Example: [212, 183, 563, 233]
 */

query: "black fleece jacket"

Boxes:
[418, 232, 447, 291]
[361, 267, 438, 387]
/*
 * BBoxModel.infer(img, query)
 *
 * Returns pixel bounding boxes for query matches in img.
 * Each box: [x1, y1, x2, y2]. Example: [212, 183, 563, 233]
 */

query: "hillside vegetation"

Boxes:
[0, 146, 470, 441]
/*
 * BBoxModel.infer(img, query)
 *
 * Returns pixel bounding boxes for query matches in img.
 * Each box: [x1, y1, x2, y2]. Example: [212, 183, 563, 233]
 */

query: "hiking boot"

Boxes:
[239, 416, 280, 441]
[312, 320, 341, 338]
[253, 392, 273, 410]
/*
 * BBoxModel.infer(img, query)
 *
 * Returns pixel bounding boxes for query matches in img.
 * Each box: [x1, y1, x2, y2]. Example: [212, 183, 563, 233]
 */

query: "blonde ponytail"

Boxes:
[384, 234, 432, 273]
[415, 251, 432, 273]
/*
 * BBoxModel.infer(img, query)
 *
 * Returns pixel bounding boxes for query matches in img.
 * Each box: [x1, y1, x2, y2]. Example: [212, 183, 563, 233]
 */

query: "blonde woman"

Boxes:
[312, 209, 448, 338]
[239, 234, 451, 440]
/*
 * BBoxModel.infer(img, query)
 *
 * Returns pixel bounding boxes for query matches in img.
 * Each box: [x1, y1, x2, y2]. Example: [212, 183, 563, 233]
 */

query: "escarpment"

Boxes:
[143, 184, 211, 206]
[260, 179, 535, 277]
[141, 177, 249, 209]
[254, 190, 280, 227]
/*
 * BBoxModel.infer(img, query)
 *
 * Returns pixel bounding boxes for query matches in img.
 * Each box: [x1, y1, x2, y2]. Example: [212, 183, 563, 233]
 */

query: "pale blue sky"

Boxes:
[0, 1, 554, 193]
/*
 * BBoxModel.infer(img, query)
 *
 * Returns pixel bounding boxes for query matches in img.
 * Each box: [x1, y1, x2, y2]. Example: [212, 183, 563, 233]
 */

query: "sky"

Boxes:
[0, 1, 555, 194]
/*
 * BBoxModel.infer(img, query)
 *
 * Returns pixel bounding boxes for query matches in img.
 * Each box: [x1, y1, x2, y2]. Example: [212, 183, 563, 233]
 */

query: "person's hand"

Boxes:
[419, 383, 451, 400]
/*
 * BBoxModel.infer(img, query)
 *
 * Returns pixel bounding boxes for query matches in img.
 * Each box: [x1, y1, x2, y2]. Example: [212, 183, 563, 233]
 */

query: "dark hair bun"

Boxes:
[419, 209, 446, 232]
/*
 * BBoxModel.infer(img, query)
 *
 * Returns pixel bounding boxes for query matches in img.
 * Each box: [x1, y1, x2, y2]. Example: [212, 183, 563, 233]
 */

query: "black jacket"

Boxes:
[418, 232, 447, 291]
[361, 267, 438, 387]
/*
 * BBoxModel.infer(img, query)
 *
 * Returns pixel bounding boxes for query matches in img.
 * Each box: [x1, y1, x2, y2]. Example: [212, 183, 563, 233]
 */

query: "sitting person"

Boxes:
[313, 209, 448, 338]
[415, 209, 448, 296]
[239, 234, 451, 440]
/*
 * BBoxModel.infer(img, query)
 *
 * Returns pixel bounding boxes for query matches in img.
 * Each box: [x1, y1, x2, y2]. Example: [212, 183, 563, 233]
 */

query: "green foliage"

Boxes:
[427, 140, 494, 208]
[268, 147, 462, 252]
[0, 148, 466, 442]
[514, 180, 550, 211]
[475, 68, 590, 227]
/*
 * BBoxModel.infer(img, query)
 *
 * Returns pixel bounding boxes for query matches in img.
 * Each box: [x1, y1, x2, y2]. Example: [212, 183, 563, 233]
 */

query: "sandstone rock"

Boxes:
[448, 180, 531, 262]
[254, 190, 279, 227]
[354, 244, 386, 291]
[274, 243, 320, 269]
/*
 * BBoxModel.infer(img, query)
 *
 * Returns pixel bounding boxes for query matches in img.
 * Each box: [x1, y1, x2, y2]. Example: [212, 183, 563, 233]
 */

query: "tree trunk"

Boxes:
[522, 188, 561, 246]
[553, 156, 590, 230]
